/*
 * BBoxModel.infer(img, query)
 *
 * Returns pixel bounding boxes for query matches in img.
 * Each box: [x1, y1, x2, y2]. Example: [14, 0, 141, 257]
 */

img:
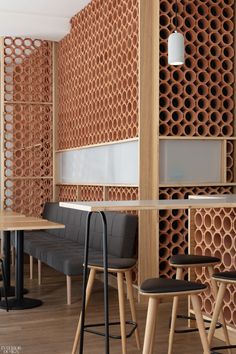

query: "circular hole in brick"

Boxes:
[204, 214, 212, 229]
[198, 84, 208, 96]
[223, 233, 233, 250]
[160, 42, 167, 54]
[172, 111, 181, 122]
[209, 124, 220, 136]
[195, 229, 203, 244]
[222, 111, 233, 123]
[210, 45, 221, 57]
[185, 17, 195, 29]
[213, 232, 222, 248]
[223, 46, 234, 59]
[213, 214, 222, 231]
[185, 70, 196, 81]
[198, 72, 209, 83]
[171, 124, 183, 135]
[222, 19, 234, 32]
[195, 212, 204, 227]
[160, 219, 169, 232]
[159, 247, 169, 259]
[223, 33, 233, 45]
[198, 97, 208, 109]
[159, 123, 170, 135]
[159, 233, 169, 246]
[197, 111, 207, 123]
[205, 298, 213, 315]
[223, 72, 234, 84]
[211, 71, 221, 83]
[222, 85, 233, 97]
[205, 230, 213, 246]
[159, 260, 168, 272]
[223, 7, 233, 19]
[183, 124, 195, 136]
[184, 97, 195, 109]
[160, 69, 170, 81]
[160, 110, 169, 122]
[224, 305, 232, 323]
[223, 251, 232, 268]
[160, 1, 169, 12]
[223, 216, 232, 232]
[184, 111, 194, 122]
[185, 3, 195, 15]
[223, 98, 233, 111]
[160, 28, 169, 40]
[160, 14, 169, 27]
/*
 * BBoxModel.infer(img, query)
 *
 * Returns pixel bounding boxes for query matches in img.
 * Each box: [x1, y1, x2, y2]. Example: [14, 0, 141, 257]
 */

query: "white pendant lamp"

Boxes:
[168, 0, 184, 65]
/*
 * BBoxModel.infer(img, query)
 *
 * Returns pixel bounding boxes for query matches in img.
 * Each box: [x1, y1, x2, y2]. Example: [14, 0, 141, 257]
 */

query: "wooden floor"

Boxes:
[1, 264, 234, 354]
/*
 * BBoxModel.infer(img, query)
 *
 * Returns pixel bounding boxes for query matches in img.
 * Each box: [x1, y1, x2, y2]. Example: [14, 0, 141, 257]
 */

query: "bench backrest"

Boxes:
[42, 202, 138, 258]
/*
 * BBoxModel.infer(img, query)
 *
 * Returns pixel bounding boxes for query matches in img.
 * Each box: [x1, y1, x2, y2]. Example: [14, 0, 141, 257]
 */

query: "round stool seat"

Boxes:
[213, 271, 236, 283]
[170, 254, 220, 267]
[88, 257, 136, 270]
[140, 278, 207, 295]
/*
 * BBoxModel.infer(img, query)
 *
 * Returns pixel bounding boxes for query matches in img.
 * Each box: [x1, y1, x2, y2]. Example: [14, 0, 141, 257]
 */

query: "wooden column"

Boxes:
[139, 0, 159, 286]
[52, 42, 58, 202]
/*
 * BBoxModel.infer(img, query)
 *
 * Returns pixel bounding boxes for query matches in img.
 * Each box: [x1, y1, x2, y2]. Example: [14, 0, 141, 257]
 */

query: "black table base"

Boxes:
[0, 286, 28, 297]
[0, 297, 42, 310]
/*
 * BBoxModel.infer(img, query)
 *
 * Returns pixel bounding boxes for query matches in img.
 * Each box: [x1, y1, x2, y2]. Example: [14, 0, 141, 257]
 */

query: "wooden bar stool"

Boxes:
[72, 258, 140, 354]
[168, 254, 231, 354]
[140, 277, 210, 354]
[208, 271, 236, 353]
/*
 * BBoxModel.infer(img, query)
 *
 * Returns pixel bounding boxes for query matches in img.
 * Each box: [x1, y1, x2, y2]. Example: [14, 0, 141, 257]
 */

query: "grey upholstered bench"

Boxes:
[21, 202, 138, 304]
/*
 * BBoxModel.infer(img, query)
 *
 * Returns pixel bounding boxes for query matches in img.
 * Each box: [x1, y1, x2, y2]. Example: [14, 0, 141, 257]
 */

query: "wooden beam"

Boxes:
[139, 0, 159, 287]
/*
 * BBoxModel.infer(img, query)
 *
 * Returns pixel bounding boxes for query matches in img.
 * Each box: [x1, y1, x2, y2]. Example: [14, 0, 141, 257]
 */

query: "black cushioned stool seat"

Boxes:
[212, 271, 236, 282]
[168, 254, 228, 354]
[170, 254, 220, 266]
[208, 271, 236, 352]
[140, 278, 207, 294]
[140, 277, 210, 354]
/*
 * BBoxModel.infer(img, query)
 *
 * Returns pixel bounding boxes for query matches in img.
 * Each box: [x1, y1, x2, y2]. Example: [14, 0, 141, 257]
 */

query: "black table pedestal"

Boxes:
[0, 230, 42, 310]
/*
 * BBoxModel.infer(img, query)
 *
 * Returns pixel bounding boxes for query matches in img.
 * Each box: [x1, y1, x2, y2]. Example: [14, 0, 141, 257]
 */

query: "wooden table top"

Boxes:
[0, 219, 65, 231]
[0, 211, 25, 217]
[60, 194, 236, 212]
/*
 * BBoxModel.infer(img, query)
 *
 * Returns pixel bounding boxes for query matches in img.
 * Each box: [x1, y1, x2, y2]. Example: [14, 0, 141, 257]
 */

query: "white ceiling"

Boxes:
[0, 0, 92, 41]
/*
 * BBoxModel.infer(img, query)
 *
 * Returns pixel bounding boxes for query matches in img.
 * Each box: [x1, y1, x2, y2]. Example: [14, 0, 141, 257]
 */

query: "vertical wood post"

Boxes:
[139, 0, 159, 288]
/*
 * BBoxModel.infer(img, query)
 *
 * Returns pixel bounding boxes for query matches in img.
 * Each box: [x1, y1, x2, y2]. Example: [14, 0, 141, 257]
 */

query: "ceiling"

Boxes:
[0, 0, 92, 41]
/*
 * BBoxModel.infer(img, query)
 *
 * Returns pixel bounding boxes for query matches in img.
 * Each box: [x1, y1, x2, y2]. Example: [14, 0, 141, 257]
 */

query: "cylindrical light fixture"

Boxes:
[168, 0, 184, 65]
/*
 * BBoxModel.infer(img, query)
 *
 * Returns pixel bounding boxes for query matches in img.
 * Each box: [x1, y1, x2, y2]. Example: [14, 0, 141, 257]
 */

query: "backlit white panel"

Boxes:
[160, 140, 222, 184]
[56, 140, 138, 185]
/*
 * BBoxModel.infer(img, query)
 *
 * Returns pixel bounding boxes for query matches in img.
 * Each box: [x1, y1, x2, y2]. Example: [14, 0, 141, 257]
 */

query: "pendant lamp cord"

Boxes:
[175, 0, 178, 31]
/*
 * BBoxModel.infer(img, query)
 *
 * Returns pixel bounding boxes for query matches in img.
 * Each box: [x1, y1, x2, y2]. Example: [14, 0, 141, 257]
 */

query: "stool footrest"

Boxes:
[84, 321, 137, 339]
[211, 344, 236, 353]
[171, 314, 222, 333]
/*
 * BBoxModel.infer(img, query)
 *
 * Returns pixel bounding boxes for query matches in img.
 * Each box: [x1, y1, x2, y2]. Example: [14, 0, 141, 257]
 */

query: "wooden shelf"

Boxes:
[56, 183, 138, 187]
[159, 182, 236, 188]
[159, 136, 236, 140]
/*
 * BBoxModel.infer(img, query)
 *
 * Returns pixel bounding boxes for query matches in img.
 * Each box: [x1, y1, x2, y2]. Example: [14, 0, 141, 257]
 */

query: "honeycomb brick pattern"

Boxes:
[4, 103, 53, 178]
[108, 187, 138, 201]
[3, 37, 53, 216]
[57, 0, 139, 149]
[159, 186, 233, 279]
[58, 185, 78, 201]
[4, 179, 53, 216]
[194, 208, 236, 326]
[226, 140, 234, 182]
[80, 185, 104, 201]
[160, 0, 234, 137]
[4, 37, 52, 103]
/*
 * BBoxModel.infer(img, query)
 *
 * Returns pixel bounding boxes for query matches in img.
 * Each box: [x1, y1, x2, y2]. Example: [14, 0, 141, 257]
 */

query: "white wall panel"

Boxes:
[56, 140, 138, 185]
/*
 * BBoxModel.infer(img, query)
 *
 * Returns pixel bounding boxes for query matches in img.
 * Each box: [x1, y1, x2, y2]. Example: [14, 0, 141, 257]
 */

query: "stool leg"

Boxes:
[67, 276, 72, 305]
[208, 267, 231, 353]
[168, 267, 183, 354]
[125, 270, 141, 350]
[72, 268, 96, 354]
[142, 297, 159, 354]
[38, 260, 42, 285]
[117, 272, 127, 354]
[191, 294, 210, 354]
[30, 256, 33, 280]
[208, 282, 227, 347]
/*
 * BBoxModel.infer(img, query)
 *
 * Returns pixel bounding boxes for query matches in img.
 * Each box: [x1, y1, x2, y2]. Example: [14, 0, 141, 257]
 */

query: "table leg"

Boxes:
[0, 230, 42, 310]
[79, 212, 92, 354]
[100, 211, 109, 354]
[2, 231, 15, 297]
[79, 212, 110, 354]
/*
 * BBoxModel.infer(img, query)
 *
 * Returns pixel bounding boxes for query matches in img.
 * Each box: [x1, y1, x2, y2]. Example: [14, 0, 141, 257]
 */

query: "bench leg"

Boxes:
[72, 268, 96, 354]
[125, 270, 141, 350]
[38, 260, 42, 285]
[67, 276, 72, 305]
[30, 256, 33, 279]
[11, 246, 15, 267]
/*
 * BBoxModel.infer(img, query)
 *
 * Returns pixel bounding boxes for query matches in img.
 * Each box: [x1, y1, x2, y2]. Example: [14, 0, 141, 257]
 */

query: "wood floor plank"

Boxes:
[1, 264, 230, 354]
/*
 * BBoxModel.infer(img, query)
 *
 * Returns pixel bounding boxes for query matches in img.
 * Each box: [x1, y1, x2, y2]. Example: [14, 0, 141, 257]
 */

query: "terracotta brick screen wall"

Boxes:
[3, 38, 53, 216]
